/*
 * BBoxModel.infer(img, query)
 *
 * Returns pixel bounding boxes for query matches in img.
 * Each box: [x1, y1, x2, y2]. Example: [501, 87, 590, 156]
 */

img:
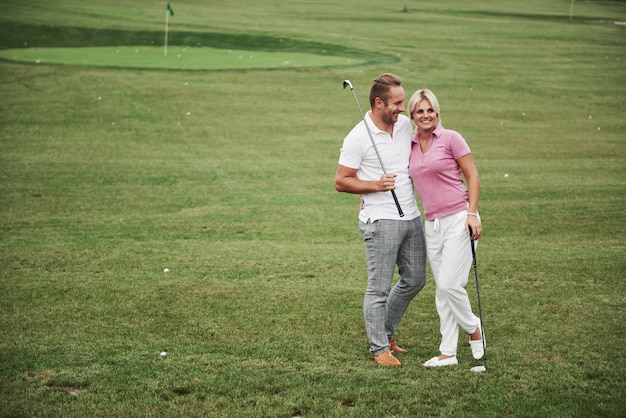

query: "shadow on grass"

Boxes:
[457, 10, 623, 23]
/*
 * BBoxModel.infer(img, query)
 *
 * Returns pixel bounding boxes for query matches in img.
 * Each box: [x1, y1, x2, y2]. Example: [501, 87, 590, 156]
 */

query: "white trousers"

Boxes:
[425, 210, 480, 356]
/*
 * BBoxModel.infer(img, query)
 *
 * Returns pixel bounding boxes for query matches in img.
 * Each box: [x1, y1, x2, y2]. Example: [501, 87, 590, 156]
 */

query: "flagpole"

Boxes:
[164, 9, 169, 56]
[569, 0, 575, 21]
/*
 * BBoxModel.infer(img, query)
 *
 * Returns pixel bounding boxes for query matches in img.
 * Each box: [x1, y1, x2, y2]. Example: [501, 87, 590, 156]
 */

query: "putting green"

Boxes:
[0, 46, 367, 70]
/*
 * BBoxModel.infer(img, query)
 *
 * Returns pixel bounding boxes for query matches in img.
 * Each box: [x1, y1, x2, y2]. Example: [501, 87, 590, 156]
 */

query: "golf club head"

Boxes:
[343, 80, 353, 90]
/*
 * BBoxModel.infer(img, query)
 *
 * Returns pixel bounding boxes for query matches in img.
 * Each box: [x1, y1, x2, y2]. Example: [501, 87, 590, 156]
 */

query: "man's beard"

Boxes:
[382, 110, 397, 126]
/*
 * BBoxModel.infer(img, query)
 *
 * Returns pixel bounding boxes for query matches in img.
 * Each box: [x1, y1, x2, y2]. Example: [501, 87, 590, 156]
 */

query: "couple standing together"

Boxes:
[335, 73, 484, 367]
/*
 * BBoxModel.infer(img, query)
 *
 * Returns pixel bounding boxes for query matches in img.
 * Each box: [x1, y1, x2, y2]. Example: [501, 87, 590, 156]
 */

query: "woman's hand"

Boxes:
[466, 215, 482, 240]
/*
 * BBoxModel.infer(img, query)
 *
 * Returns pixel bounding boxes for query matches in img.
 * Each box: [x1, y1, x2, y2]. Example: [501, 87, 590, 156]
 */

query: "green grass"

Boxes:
[1, 0, 625, 417]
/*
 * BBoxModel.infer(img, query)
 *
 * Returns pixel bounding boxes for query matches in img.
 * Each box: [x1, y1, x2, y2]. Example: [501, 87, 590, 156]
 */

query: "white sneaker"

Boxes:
[469, 340, 484, 359]
[423, 356, 458, 367]
[469, 327, 486, 359]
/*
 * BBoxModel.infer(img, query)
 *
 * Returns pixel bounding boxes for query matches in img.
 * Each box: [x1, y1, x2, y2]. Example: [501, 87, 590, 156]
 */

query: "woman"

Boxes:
[407, 88, 484, 367]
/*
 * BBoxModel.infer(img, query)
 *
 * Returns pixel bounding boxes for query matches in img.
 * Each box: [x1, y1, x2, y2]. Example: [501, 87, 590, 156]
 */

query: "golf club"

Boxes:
[469, 226, 487, 372]
[342, 79, 404, 217]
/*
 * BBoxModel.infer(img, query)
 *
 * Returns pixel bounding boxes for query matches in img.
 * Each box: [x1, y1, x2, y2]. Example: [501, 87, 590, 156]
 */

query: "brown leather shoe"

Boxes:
[371, 351, 401, 367]
[389, 339, 407, 353]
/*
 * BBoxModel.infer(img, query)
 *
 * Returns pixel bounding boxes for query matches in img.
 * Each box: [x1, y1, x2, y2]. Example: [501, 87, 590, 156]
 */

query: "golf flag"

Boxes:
[164, 3, 174, 56]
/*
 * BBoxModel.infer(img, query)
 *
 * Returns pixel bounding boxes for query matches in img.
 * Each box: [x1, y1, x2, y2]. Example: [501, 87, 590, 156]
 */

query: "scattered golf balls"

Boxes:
[160, 352, 167, 357]
[163, 268, 169, 273]
[504, 173, 509, 178]
[186, 111, 191, 116]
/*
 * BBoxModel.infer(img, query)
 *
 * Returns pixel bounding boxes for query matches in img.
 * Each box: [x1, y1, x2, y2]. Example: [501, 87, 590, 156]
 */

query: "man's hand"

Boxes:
[377, 173, 397, 192]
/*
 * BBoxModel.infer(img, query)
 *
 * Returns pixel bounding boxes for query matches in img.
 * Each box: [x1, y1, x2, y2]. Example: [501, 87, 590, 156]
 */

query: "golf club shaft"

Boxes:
[469, 227, 487, 368]
[343, 80, 404, 217]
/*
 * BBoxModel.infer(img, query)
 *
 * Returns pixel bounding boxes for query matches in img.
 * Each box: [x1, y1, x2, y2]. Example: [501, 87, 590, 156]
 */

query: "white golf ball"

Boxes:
[504, 173, 509, 178]
[163, 268, 169, 273]
[186, 112, 191, 116]
[160, 352, 167, 357]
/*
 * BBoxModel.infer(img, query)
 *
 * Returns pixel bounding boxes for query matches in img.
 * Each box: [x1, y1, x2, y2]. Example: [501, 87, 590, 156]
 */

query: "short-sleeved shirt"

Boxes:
[408, 124, 471, 221]
[339, 112, 420, 222]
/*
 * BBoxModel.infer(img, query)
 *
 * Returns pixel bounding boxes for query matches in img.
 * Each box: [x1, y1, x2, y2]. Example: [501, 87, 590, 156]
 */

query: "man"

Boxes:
[335, 73, 427, 367]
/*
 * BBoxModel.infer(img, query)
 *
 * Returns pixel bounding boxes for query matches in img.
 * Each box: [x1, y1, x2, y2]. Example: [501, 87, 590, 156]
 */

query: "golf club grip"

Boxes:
[468, 226, 476, 261]
[391, 190, 404, 217]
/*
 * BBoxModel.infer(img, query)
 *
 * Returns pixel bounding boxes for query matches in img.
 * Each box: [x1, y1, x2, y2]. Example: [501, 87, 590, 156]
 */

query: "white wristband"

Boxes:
[467, 213, 479, 217]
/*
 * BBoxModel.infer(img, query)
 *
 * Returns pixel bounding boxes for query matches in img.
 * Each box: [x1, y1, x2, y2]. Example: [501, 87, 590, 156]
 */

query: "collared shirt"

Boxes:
[409, 124, 471, 221]
[339, 112, 420, 222]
